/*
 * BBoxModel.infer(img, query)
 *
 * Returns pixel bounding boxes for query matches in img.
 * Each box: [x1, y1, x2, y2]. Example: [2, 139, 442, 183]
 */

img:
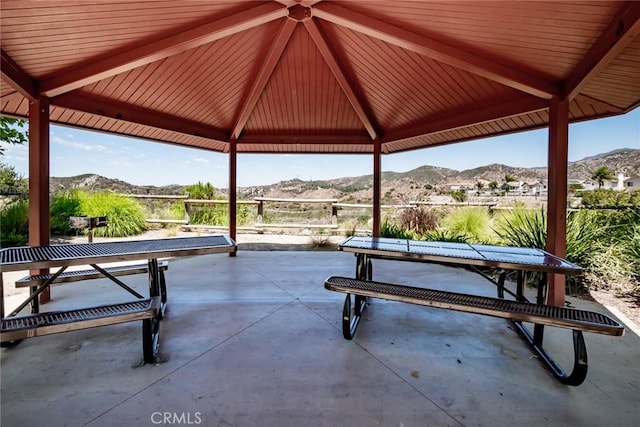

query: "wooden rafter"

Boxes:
[1, 49, 37, 100]
[382, 97, 548, 144]
[231, 19, 297, 140]
[40, 3, 288, 97]
[304, 18, 378, 140]
[53, 94, 228, 142]
[313, 3, 558, 100]
[562, 1, 640, 101]
[238, 134, 371, 145]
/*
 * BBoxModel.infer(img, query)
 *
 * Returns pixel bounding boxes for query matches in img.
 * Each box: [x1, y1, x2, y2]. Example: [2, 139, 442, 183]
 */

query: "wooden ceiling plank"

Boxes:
[304, 18, 378, 139]
[52, 93, 228, 142]
[231, 18, 297, 140]
[1, 49, 37, 100]
[313, 2, 559, 99]
[562, 1, 640, 100]
[383, 97, 548, 143]
[40, 3, 288, 97]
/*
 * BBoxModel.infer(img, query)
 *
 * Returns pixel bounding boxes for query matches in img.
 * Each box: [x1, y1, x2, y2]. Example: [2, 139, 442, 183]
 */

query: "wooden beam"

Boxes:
[52, 94, 228, 142]
[382, 97, 548, 143]
[373, 138, 381, 237]
[304, 18, 378, 140]
[238, 134, 371, 144]
[313, 3, 558, 99]
[562, 2, 640, 101]
[1, 49, 37, 100]
[28, 97, 51, 303]
[229, 138, 238, 256]
[40, 3, 288, 97]
[546, 96, 569, 308]
[231, 19, 297, 140]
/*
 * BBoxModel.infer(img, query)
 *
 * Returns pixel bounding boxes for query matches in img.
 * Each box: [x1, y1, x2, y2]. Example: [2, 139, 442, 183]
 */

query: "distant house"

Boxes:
[623, 175, 639, 189]
[522, 181, 547, 196]
[500, 181, 522, 193]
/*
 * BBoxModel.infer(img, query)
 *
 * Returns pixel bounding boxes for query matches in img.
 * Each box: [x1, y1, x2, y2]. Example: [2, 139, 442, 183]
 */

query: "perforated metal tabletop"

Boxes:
[339, 236, 582, 275]
[0, 235, 236, 272]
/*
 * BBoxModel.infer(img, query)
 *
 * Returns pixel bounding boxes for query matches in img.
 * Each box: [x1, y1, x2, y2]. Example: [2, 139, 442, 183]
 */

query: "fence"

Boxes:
[127, 194, 505, 235]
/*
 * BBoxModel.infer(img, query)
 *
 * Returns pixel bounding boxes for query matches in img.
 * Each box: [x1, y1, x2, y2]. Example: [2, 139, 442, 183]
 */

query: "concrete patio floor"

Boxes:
[1, 248, 639, 427]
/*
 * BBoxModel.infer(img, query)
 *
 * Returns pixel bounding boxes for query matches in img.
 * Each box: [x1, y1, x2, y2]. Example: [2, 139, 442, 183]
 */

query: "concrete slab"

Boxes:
[1, 250, 639, 427]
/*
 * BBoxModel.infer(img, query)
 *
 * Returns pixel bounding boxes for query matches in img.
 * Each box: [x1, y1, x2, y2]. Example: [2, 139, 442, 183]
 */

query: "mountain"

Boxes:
[49, 148, 640, 202]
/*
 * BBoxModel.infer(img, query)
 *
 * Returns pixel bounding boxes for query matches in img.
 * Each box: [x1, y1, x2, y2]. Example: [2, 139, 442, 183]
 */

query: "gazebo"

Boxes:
[1, 0, 639, 307]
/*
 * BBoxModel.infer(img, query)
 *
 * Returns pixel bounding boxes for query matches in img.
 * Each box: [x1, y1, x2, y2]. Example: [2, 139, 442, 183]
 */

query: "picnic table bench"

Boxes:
[325, 237, 625, 386]
[1, 235, 236, 365]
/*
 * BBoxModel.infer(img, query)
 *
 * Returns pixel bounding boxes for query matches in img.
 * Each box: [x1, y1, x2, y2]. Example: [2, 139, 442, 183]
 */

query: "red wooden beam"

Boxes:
[228, 138, 237, 256]
[238, 134, 371, 144]
[231, 18, 297, 140]
[40, 3, 288, 97]
[313, 3, 558, 100]
[372, 138, 381, 237]
[28, 97, 51, 303]
[562, 1, 640, 101]
[1, 49, 37, 100]
[382, 97, 548, 143]
[546, 96, 569, 308]
[52, 94, 228, 142]
[304, 18, 378, 140]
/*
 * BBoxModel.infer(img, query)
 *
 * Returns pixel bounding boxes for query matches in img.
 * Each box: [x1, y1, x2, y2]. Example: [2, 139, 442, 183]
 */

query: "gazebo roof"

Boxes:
[1, 1, 639, 154]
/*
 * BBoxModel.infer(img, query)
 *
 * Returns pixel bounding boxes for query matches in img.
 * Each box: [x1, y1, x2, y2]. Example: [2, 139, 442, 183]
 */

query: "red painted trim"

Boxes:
[562, 2, 640, 100]
[1, 49, 37, 100]
[52, 94, 228, 142]
[304, 18, 378, 140]
[40, 3, 288, 97]
[313, 3, 558, 99]
[231, 18, 297, 140]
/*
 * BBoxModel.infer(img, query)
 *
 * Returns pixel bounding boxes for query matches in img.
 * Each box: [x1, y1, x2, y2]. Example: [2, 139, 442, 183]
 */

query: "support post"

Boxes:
[229, 139, 237, 256]
[546, 96, 569, 307]
[28, 97, 51, 303]
[372, 138, 381, 237]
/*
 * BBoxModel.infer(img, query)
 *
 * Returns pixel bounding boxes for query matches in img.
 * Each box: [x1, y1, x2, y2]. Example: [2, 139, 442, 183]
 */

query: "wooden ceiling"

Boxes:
[1, 1, 639, 154]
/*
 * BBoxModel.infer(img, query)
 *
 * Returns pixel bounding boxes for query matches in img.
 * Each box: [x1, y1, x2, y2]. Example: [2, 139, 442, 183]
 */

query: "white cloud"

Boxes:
[52, 135, 106, 152]
[192, 157, 210, 164]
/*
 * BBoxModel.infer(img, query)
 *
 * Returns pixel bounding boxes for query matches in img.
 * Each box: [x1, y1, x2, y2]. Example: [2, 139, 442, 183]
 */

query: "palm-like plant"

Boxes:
[591, 166, 614, 189]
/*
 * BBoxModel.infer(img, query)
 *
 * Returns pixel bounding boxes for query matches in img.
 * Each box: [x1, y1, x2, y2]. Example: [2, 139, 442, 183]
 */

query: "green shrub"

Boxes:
[79, 192, 147, 238]
[442, 207, 492, 243]
[424, 228, 470, 243]
[494, 208, 546, 248]
[50, 191, 83, 235]
[380, 218, 415, 239]
[0, 199, 28, 247]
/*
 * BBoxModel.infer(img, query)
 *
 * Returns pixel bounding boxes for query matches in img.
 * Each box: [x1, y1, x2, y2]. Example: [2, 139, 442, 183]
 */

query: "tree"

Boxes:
[504, 173, 517, 183]
[591, 166, 614, 189]
[0, 117, 28, 155]
[475, 181, 484, 196]
[488, 181, 498, 193]
[0, 163, 27, 195]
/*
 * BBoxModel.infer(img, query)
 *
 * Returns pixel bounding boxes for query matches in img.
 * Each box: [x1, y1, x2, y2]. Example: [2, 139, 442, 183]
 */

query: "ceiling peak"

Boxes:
[288, 4, 312, 22]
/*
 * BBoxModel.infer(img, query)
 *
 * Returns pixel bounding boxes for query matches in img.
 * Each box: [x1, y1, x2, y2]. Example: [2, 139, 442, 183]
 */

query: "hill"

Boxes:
[50, 148, 639, 202]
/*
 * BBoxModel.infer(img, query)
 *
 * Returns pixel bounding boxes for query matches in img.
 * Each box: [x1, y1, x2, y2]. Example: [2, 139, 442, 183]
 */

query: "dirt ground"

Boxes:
[7, 229, 639, 333]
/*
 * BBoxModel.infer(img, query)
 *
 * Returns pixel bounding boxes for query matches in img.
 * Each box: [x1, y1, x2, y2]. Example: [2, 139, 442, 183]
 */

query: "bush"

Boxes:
[50, 191, 83, 235]
[79, 192, 147, 238]
[442, 207, 493, 243]
[398, 207, 439, 236]
[380, 218, 415, 239]
[494, 208, 546, 248]
[0, 199, 28, 247]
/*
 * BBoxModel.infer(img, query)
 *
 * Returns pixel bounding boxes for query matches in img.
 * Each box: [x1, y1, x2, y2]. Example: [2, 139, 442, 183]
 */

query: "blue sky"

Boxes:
[2, 109, 638, 188]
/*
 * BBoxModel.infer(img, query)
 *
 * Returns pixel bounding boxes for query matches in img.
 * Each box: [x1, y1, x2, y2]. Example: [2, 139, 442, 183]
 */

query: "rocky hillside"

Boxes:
[50, 148, 639, 202]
